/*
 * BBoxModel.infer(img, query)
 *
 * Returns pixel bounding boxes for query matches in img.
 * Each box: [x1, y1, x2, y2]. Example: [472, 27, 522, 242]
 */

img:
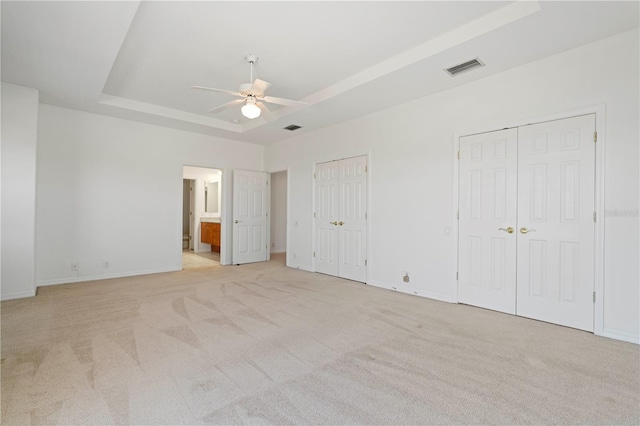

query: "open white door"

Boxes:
[232, 170, 269, 265]
[516, 114, 595, 331]
[458, 128, 518, 314]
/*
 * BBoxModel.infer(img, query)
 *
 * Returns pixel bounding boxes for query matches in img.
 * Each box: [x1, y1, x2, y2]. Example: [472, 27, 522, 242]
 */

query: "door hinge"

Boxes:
[594, 131, 598, 143]
[365, 165, 368, 173]
[456, 272, 459, 280]
[313, 173, 316, 179]
[593, 292, 596, 303]
[313, 212, 316, 219]
[593, 211, 596, 223]
[365, 212, 367, 219]
[313, 251, 316, 258]
[457, 151, 460, 160]
[365, 259, 367, 266]
[457, 211, 459, 220]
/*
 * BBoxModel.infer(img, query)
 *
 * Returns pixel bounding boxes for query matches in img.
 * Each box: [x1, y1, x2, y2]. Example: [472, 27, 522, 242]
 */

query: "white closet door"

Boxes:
[338, 156, 367, 282]
[314, 156, 367, 282]
[458, 129, 518, 314]
[232, 170, 269, 265]
[516, 114, 595, 331]
[315, 161, 340, 276]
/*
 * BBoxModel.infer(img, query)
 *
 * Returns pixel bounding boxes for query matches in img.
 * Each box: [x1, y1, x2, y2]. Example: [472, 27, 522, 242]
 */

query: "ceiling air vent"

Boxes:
[445, 58, 484, 76]
[283, 124, 302, 131]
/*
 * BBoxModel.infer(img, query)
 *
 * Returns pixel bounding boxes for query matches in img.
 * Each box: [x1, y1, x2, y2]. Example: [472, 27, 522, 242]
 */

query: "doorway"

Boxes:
[182, 166, 223, 269]
[457, 114, 596, 331]
[270, 170, 287, 266]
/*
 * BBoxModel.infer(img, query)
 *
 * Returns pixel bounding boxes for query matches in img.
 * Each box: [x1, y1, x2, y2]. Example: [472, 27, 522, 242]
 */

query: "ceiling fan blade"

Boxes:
[192, 86, 243, 97]
[262, 96, 307, 108]
[208, 99, 244, 113]
[256, 102, 272, 119]
[250, 79, 271, 96]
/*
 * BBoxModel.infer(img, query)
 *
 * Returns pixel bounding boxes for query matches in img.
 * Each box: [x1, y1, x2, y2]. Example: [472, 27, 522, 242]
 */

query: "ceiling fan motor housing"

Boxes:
[239, 83, 252, 95]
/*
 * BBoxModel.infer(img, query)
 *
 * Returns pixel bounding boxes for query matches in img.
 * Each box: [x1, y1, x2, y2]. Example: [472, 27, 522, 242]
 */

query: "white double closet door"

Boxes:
[458, 114, 596, 331]
[315, 156, 367, 282]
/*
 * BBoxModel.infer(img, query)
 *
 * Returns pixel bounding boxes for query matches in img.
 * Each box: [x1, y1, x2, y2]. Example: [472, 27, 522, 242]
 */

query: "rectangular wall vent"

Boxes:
[284, 124, 302, 131]
[445, 58, 484, 76]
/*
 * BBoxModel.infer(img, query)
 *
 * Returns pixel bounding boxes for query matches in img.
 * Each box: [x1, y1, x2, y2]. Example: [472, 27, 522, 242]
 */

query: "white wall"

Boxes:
[1, 83, 39, 300]
[270, 170, 287, 253]
[36, 104, 262, 284]
[265, 29, 640, 343]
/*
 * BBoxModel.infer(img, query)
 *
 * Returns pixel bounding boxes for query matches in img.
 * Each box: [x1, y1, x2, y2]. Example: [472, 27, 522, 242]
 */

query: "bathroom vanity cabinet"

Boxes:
[201, 222, 221, 252]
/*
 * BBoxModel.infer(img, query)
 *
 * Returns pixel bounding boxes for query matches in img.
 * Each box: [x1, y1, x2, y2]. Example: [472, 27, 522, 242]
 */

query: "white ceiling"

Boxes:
[2, 1, 638, 145]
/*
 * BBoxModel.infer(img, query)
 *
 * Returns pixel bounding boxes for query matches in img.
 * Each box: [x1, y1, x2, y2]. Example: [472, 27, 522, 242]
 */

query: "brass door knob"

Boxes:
[498, 227, 514, 234]
[338, 221, 344, 226]
[520, 227, 535, 234]
[330, 221, 338, 225]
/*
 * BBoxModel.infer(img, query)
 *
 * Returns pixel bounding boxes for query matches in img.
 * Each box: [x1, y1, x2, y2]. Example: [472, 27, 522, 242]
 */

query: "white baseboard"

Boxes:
[270, 249, 286, 254]
[366, 280, 457, 303]
[286, 263, 312, 272]
[36, 266, 181, 287]
[1, 289, 37, 301]
[602, 328, 639, 345]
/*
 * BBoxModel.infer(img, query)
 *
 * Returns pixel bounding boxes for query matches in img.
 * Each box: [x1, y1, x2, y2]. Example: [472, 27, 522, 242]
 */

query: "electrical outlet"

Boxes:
[271, 243, 275, 248]
[103, 260, 110, 269]
[71, 261, 79, 272]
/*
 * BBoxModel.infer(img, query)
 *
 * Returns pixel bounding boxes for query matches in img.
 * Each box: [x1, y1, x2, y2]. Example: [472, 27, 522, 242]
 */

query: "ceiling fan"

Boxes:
[192, 54, 307, 120]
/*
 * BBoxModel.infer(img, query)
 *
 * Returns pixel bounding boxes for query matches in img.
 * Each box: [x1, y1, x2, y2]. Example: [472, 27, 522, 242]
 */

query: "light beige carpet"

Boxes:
[2, 254, 638, 425]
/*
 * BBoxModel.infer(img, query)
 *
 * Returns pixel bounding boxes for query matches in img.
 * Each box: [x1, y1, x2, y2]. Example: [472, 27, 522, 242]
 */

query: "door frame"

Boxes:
[451, 104, 606, 336]
[312, 153, 371, 283]
[188, 179, 195, 250]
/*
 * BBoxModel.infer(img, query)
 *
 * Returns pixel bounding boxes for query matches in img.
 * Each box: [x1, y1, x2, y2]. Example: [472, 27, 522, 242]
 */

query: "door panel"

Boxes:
[458, 128, 518, 314]
[516, 115, 595, 331]
[232, 170, 268, 264]
[338, 156, 367, 282]
[315, 161, 340, 276]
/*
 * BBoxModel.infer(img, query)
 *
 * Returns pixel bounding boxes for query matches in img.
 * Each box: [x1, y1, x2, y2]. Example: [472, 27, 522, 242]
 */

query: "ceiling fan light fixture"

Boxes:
[241, 99, 261, 119]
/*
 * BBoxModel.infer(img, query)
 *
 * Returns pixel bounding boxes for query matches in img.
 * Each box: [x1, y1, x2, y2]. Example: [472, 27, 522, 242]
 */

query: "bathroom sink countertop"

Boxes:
[200, 217, 221, 223]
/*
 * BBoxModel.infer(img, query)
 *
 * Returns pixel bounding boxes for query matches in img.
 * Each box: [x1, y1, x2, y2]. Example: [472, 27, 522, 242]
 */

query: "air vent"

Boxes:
[445, 58, 484, 76]
[283, 124, 302, 131]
